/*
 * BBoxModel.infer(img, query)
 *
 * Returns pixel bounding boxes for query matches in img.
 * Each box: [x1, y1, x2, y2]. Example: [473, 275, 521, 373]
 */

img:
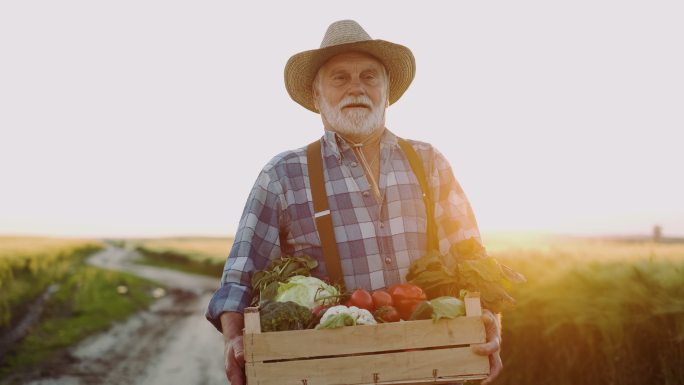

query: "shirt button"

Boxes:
[350, 161, 358, 167]
[362, 191, 370, 197]
[380, 222, 385, 228]
[384, 257, 392, 265]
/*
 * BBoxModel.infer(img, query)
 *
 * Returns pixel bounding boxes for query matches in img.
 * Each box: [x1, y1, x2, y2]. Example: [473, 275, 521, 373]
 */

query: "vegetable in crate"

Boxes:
[387, 283, 427, 320]
[406, 237, 525, 313]
[371, 289, 393, 308]
[374, 305, 400, 323]
[259, 300, 312, 332]
[404, 251, 460, 298]
[348, 288, 375, 312]
[251, 255, 319, 305]
[275, 275, 339, 310]
[409, 296, 466, 322]
[408, 301, 433, 320]
[316, 305, 377, 329]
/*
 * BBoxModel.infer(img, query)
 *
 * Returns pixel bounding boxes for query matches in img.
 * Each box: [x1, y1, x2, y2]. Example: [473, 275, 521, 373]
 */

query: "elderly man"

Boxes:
[206, 20, 503, 385]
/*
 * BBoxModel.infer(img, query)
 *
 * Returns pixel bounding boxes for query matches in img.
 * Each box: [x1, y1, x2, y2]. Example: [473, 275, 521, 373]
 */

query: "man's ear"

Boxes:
[312, 88, 320, 111]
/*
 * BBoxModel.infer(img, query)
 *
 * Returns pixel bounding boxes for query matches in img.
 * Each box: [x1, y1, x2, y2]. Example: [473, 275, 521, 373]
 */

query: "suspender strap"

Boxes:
[397, 138, 440, 253]
[307, 139, 345, 288]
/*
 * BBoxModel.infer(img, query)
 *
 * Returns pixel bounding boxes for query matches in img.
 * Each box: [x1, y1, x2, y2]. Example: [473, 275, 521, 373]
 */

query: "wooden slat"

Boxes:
[246, 346, 489, 385]
[245, 316, 485, 362]
[464, 292, 482, 317]
[244, 307, 261, 334]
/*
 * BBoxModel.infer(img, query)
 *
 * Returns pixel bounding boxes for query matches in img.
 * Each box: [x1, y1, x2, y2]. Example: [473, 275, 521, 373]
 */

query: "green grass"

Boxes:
[0, 243, 103, 331]
[135, 248, 224, 278]
[127, 237, 231, 264]
[0, 265, 159, 378]
[121, 237, 229, 278]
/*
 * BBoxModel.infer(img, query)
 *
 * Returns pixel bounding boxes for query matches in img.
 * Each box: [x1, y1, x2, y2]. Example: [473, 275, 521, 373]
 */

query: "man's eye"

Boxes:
[363, 74, 379, 83]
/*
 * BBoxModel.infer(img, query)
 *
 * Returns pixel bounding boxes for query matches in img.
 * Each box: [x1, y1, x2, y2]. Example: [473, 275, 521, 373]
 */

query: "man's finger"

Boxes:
[224, 336, 246, 385]
[473, 310, 501, 356]
[232, 336, 246, 367]
[471, 336, 500, 356]
[481, 311, 500, 334]
[227, 345, 246, 385]
[481, 352, 503, 385]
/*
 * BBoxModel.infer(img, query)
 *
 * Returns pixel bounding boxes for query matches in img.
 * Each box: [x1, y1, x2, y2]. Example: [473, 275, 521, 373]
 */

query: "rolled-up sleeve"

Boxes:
[205, 166, 286, 332]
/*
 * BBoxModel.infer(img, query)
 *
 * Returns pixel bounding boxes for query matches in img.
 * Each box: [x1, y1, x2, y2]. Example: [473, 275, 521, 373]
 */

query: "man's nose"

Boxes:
[346, 77, 365, 96]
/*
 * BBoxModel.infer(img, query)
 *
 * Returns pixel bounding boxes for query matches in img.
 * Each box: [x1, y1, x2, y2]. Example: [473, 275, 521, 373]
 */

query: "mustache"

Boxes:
[338, 95, 373, 109]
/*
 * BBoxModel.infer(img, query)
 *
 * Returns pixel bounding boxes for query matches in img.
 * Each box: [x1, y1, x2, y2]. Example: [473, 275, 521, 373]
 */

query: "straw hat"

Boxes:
[284, 20, 416, 113]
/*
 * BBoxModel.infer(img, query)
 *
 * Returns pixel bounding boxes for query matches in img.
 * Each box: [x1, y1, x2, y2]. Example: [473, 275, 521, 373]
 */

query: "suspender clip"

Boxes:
[314, 209, 331, 218]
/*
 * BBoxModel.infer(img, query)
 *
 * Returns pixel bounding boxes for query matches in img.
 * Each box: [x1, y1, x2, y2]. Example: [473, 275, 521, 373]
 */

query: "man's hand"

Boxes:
[220, 311, 246, 385]
[471, 309, 503, 385]
[224, 335, 246, 385]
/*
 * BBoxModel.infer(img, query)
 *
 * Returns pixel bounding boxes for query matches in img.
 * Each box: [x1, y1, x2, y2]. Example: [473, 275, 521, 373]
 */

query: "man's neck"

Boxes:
[331, 126, 385, 147]
[330, 126, 385, 201]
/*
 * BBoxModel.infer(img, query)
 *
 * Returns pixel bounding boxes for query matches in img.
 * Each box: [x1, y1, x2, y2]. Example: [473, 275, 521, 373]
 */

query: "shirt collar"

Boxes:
[322, 128, 399, 161]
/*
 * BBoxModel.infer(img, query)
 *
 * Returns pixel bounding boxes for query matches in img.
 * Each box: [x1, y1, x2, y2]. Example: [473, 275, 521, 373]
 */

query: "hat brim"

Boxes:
[284, 39, 416, 113]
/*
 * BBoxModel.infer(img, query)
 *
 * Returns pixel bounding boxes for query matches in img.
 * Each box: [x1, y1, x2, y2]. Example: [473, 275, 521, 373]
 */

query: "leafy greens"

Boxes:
[406, 237, 526, 313]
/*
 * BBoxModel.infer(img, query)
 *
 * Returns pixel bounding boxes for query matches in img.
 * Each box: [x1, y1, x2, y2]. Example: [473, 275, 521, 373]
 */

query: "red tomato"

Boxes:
[371, 290, 393, 308]
[387, 284, 427, 320]
[374, 305, 401, 323]
[348, 288, 375, 312]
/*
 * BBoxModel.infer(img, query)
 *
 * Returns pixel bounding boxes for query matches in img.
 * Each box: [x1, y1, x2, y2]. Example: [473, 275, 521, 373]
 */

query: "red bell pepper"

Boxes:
[387, 283, 427, 320]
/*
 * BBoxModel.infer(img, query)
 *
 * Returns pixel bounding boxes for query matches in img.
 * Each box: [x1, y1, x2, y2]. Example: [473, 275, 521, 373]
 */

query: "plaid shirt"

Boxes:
[206, 129, 481, 331]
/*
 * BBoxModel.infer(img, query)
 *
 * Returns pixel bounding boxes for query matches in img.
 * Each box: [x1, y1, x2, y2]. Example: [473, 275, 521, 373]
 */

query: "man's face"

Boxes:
[313, 52, 388, 137]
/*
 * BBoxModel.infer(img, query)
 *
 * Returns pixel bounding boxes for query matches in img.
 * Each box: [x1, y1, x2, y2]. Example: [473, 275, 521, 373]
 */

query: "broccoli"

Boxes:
[259, 300, 312, 332]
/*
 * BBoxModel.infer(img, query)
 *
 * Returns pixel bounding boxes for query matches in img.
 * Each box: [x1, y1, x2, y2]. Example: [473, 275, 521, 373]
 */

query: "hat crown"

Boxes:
[320, 20, 372, 48]
[285, 20, 415, 113]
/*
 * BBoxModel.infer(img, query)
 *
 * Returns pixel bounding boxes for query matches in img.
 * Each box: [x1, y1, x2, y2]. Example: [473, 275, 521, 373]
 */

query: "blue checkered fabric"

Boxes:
[206, 129, 481, 331]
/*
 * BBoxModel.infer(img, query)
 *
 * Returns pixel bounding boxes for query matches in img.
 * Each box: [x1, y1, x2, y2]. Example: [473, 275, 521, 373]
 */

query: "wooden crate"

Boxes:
[243, 293, 490, 385]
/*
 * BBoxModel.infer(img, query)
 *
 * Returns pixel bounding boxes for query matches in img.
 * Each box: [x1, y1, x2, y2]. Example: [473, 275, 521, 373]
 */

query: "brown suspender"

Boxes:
[306, 137, 439, 288]
[307, 140, 346, 288]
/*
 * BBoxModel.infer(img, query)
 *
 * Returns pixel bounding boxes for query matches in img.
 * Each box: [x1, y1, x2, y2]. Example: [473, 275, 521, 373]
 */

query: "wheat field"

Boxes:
[129, 237, 232, 264]
[486, 235, 684, 385]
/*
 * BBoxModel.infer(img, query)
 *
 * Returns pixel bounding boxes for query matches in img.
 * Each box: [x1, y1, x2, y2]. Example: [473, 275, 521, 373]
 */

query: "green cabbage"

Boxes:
[430, 296, 465, 321]
[275, 275, 338, 309]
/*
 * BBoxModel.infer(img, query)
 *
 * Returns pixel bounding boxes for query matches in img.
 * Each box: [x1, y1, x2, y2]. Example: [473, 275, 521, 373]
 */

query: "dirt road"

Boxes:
[20, 246, 228, 385]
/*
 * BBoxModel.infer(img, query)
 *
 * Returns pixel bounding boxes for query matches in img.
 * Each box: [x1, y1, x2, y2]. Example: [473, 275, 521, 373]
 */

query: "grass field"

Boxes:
[129, 233, 684, 385]
[484, 234, 684, 385]
[127, 237, 232, 277]
[0, 237, 104, 329]
[0, 237, 160, 379]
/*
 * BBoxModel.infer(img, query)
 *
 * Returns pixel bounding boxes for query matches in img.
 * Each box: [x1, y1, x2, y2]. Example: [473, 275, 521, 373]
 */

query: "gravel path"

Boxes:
[14, 246, 228, 385]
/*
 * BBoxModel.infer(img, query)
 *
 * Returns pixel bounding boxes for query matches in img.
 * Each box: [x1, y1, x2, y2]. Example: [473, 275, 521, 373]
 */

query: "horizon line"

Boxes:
[1, 230, 682, 241]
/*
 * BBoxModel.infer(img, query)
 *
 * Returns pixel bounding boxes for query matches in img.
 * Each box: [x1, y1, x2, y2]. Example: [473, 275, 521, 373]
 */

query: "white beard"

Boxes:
[319, 94, 386, 137]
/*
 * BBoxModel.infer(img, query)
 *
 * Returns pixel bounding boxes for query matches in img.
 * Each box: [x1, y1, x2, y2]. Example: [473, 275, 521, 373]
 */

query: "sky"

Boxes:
[1, 1, 682, 239]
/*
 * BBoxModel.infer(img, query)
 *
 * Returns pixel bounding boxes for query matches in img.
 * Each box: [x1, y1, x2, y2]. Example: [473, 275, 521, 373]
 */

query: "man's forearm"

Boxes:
[220, 311, 245, 340]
